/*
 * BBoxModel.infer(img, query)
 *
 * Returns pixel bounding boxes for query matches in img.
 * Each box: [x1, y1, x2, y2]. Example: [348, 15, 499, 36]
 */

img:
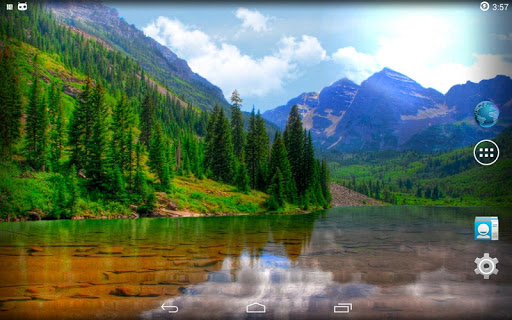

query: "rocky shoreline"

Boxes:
[329, 182, 385, 206]
[0, 209, 309, 222]
[0, 193, 309, 222]
[0, 209, 245, 222]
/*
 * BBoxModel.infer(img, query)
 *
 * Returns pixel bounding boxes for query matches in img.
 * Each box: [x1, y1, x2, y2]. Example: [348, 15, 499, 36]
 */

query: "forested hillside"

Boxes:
[47, 0, 229, 112]
[0, 3, 330, 220]
[326, 127, 512, 206]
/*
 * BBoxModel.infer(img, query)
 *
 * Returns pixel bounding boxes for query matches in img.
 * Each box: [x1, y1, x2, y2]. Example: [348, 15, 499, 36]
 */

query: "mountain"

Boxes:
[47, 0, 228, 111]
[263, 68, 512, 153]
[262, 92, 320, 129]
[445, 75, 512, 122]
[46, 0, 279, 136]
[0, 3, 299, 221]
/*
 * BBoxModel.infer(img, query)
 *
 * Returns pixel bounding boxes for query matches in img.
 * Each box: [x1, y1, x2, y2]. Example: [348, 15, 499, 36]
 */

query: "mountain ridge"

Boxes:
[263, 68, 512, 153]
[47, 0, 229, 111]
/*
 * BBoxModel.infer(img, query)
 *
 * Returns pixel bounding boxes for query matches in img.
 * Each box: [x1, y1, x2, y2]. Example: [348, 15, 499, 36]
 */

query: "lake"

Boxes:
[0, 206, 511, 319]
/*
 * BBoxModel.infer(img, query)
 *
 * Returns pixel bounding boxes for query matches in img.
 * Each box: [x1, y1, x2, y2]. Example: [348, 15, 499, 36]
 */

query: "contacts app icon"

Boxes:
[474, 217, 499, 241]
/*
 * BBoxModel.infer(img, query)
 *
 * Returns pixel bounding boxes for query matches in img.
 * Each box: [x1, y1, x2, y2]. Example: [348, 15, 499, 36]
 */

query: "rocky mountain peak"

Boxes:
[263, 69, 511, 153]
[364, 67, 417, 89]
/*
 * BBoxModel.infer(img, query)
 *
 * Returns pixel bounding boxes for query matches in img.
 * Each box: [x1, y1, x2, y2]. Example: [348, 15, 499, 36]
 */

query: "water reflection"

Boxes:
[0, 207, 511, 319]
[142, 252, 377, 319]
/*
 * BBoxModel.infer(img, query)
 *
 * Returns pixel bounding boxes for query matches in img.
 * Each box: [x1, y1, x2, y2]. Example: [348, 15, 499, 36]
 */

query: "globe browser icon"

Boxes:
[474, 101, 499, 128]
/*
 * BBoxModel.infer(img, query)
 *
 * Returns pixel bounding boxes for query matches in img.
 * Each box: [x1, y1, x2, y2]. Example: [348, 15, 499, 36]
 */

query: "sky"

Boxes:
[108, 2, 512, 112]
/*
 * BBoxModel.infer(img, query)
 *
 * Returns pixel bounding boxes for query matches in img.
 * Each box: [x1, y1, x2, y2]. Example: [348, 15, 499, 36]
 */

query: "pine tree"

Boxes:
[175, 134, 182, 174]
[68, 165, 80, 217]
[320, 158, 331, 205]
[49, 84, 65, 171]
[245, 108, 258, 189]
[374, 180, 381, 200]
[111, 165, 127, 202]
[255, 111, 269, 190]
[24, 56, 40, 164]
[269, 132, 296, 202]
[266, 168, 285, 210]
[149, 122, 170, 186]
[311, 160, 326, 207]
[405, 179, 412, 191]
[284, 105, 305, 194]
[47, 81, 58, 120]
[111, 93, 133, 175]
[303, 131, 315, 190]
[0, 48, 22, 160]
[416, 186, 423, 198]
[230, 89, 245, 160]
[197, 141, 205, 179]
[166, 138, 175, 180]
[257, 160, 269, 192]
[140, 93, 156, 149]
[86, 83, 109, 190]
[69, 77, 93, 169]
[125, 126, 135, 189]
[244, 108, 270, 190]
[51, 175, 67, 219]
[186, 135, 200, 177]
[134, 143, 149, 200]
[24, 54, 48, 170]
[210, 108, 235, 182]
[425, 187, 432, 199]
[204, 104, 221, 173]
[37, 94, 50, 170]
[432, 184, 440, 200]
[234, 161, 250, 193]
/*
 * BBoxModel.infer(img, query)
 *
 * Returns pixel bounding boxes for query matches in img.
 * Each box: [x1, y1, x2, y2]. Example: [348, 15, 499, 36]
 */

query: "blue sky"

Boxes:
[109, 3, 512, 112]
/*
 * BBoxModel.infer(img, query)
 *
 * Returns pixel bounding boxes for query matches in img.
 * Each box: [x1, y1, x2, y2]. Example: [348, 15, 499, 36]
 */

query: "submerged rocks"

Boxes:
[109, 286, 159, 297]
[97, 246, 124, 255]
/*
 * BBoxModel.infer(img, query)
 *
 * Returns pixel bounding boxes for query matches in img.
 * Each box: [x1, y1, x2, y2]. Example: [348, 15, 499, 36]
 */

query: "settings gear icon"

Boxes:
[474, 253, 499, 279]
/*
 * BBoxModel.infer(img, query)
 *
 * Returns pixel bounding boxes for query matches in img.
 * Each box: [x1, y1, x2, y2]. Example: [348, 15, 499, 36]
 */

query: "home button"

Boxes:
[246, 302, 266, 313]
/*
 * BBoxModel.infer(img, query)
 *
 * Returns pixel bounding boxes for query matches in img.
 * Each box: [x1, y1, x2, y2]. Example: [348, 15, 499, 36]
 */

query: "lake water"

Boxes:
[0, 206, 511, 319]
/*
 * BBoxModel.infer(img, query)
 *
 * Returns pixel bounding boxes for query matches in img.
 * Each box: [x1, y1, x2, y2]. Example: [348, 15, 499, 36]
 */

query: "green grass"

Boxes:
[0, 162, 54, 218]
[169, 176, 268, 214]
[0, 162, 132, 220]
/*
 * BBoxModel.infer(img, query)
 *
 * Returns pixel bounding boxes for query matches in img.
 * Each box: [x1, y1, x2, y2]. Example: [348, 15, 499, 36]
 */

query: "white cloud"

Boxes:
[330, 15, 512, 93]
[236, 8, 270, 33]
[187, 43, 292, 97]
[143, 16, 327, 99]
[142, 17, 216, 59]
[279, 35, 327, 65]
[422, 54, 512, 93]
[331, 46, 378, 83]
